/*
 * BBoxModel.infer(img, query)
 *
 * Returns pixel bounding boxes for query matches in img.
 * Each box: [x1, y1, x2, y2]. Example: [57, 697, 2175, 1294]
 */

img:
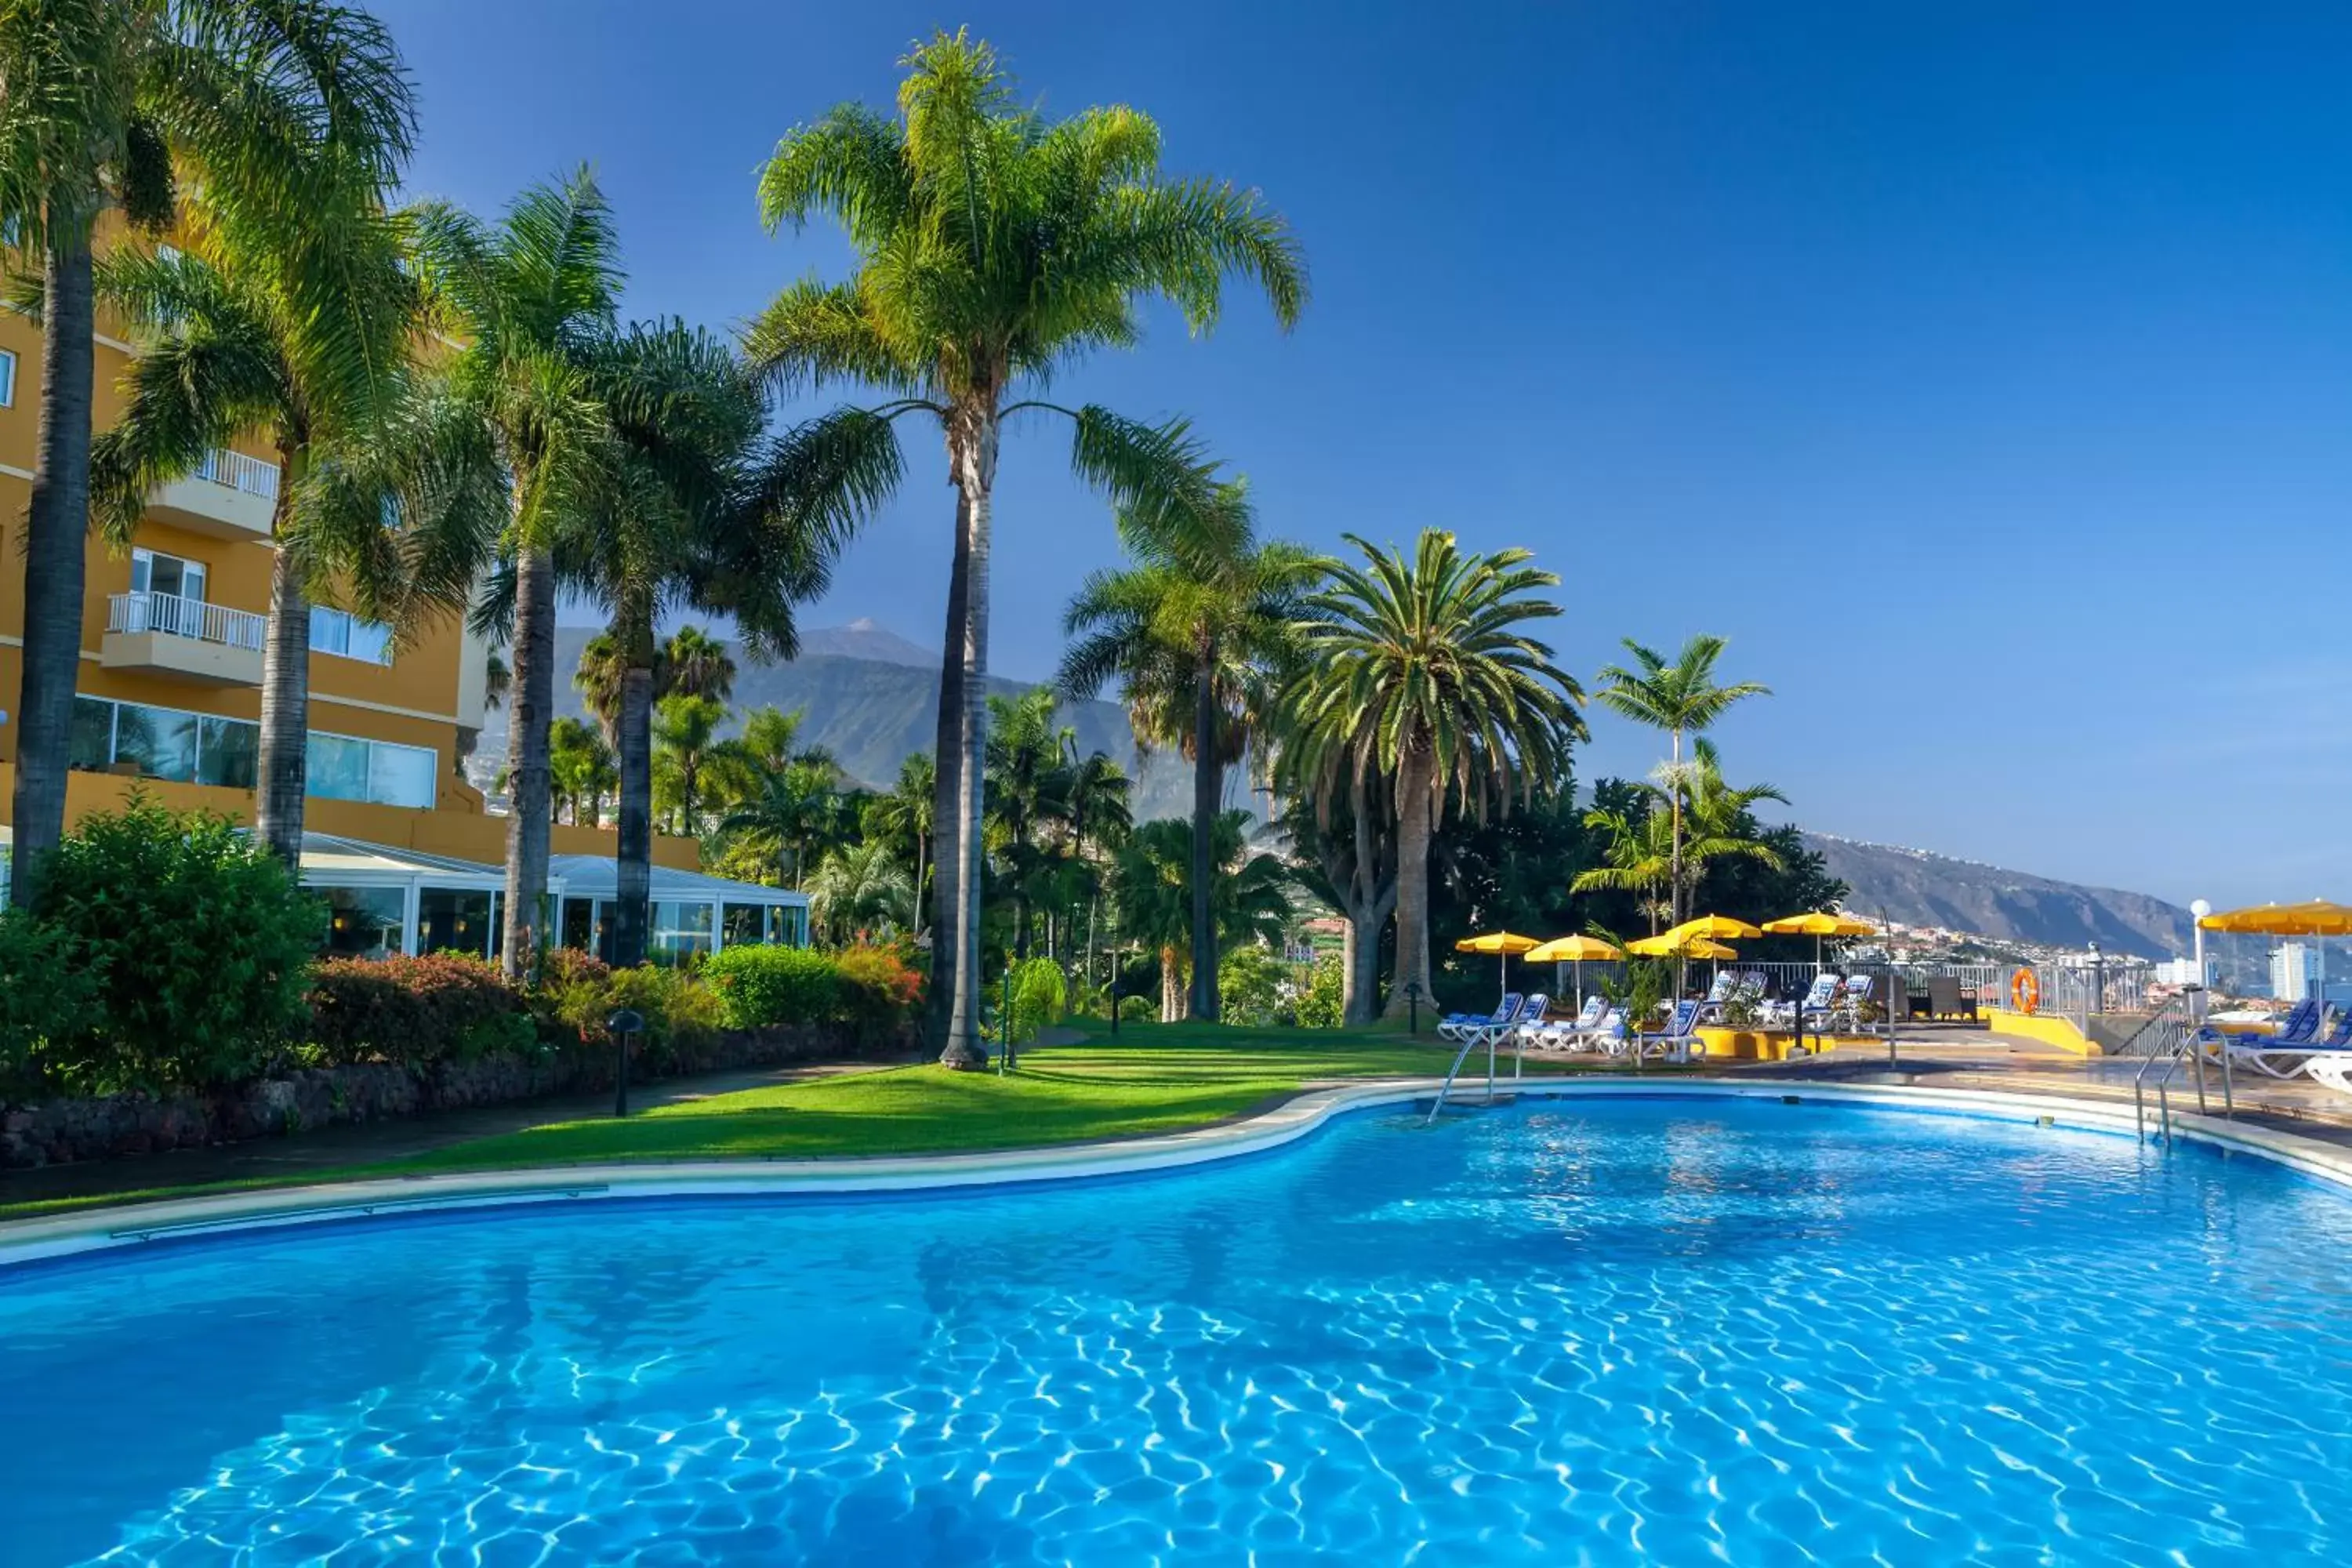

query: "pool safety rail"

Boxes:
[1425, 1013, 1525, 1122]
[2128, 989, 2233, 1143]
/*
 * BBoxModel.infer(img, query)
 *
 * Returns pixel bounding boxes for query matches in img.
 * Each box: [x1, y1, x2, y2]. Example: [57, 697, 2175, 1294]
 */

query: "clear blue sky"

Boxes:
[379, 0, 2351, 909]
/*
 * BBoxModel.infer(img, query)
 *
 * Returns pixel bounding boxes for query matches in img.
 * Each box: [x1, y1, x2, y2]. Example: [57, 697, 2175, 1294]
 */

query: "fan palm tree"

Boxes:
[86, 223, 494, 867]
[408, 171, 623, 978]
[717, 755, 848, 891]
[1593, 634, 1770, 928]
[1058, 476, 1323, 1019]
[1287, 530, 1585, 1014]
[0, 0, 415, 903]
[808, 840, 915, 946]
[748, 28, 1305, 1066]
[659, 624, 735, 702]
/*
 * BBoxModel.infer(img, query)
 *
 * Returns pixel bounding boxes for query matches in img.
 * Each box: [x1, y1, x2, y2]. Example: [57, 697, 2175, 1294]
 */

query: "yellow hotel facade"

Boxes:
[0, 275, 807, 960]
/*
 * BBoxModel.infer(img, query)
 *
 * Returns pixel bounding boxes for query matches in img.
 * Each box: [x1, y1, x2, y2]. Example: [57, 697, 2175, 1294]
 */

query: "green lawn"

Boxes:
[1, 1022, 1594, 1222]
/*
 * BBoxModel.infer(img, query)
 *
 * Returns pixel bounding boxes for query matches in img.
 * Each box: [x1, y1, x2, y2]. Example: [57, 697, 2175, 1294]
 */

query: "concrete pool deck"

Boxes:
[8, 1046, 2352, 1270]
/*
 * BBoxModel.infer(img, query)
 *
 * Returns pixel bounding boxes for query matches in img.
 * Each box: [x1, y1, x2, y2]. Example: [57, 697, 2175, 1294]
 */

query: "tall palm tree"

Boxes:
[88, 221, 491, 867]
[717, 755, 847, 891]
[408, 171, 622, 978]
[1571, 804, 1675, 935]
[548, 716, 615, 826]
[983, 689, 1076, 960]
[0, 0, 415, 903]
[1287, 530, 1585, 1014]
[1670, 739, 1787, 911]
[1593, 634, 1770, 928]
[748, 28, 1305, 1066]
[555, 325, 766, 967]
[1058, 476, 1323, 1019]
[1065, 751, 1132, 990]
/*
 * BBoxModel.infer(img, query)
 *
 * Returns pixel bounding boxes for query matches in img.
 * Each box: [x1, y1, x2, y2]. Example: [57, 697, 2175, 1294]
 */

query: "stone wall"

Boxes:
[0, 1023, 913, 1171]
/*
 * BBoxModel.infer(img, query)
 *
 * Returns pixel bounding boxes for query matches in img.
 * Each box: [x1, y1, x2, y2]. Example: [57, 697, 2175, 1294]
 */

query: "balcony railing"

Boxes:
[191, 448, 281, 502]
[107, 591, 267, 652]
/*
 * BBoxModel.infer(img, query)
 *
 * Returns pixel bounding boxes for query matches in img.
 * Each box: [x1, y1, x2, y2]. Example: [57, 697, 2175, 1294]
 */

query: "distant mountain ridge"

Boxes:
[510, 622, 2191, 960]
[1802, 833, 2191, 959]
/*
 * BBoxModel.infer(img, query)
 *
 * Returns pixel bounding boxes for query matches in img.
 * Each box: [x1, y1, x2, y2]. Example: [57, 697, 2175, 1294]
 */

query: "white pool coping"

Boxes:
[5, 1076, 2350, 1269]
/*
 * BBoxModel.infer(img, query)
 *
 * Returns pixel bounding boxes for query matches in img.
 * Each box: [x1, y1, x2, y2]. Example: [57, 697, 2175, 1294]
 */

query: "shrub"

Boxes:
[834, 945, 924, 1045]
[1294, 953, 1345, 1029]
[701, 945, 841, 1030]
[1116, 994, 1155, 1024]
[1218, 945, 1290, 1027]
[0, 909, 103, 1094]
[1002, 956, 1065, 1045]
[308, 953, 531, 1068]
[29, 797, 323, 1093]
[601, 964, 724, 1065]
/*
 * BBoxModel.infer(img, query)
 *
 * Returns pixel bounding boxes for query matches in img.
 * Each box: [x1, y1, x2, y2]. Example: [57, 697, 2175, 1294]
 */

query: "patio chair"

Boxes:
[1632, 999, 1705, 1064]
[1490, 993, 1552, 1052]
[1829, 975, 1878, 1034]
[1926, 975, 1964, 1020]
[2219, 1008, 2350, 1080]
[1761, 972, 1839, 1031]
[1439, 992, 1521, 1043]
[1533, 994, 1608, 1049]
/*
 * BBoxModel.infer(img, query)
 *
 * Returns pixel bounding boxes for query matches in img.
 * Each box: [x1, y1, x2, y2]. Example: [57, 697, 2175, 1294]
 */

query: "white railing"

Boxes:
[107, 591, 266, 652]
[192, 448, 281, 501]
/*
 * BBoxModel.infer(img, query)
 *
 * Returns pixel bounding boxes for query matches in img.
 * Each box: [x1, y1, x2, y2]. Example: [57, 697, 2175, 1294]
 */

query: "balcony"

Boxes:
[100, 591, 266, 685]
[146, 448, 281, 541]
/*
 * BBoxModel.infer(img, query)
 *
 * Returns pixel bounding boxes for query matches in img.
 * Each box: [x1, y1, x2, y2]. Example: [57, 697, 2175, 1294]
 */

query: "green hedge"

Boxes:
[701, 944, 922, 1043]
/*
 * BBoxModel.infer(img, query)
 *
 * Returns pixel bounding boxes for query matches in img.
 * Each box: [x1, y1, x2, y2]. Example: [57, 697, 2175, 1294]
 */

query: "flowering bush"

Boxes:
[309, 952, 534, 1067]
[834, 945, 924, 1045]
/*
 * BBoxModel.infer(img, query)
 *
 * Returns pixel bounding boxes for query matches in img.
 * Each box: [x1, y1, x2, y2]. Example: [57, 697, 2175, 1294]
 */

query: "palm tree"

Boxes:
[1670, 739, 1787, 910]
[1572, 804, 1675, 935]
[1111, 811, 1291, 1022]
[863, 752, 936, 929]
[659, 624, 735, 702]
[748, 28, 1305, 1066]
[1276, 782, 1398, 1025]
[1065, 751, 1132, 990]
[717, 755, 847, 890]
[548, 717, 615, 826]
[652, 692, 726, 837]
[1287, 531, 1585, 1014]
[808, 840, 914, 946]
[1593, 634, 1770, 928]
[556, 325, 767, 967]
[0, 0, 415, 903]
[408, 171, 623, 978]
[88, 218, 491, 868]
[983, 689, 1076, 960]
[1058, 476, 1323, 1020]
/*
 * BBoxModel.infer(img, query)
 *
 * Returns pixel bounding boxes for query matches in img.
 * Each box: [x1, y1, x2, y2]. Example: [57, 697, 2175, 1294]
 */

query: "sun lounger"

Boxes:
[1491, 993, 1551, 1051]
[2307, 1053, 2352, 1098]
[1534, 994, 1608, 1049]
[1439, 993, 1521, 1043]
[1762, 973, 1839, 1031]
[1632, 999, 1705, 1063]
[2220, 1009, 2350, 1079]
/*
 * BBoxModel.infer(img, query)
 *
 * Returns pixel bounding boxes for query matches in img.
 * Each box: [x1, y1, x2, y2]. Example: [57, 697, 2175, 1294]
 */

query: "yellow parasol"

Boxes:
[1627, 932, 1737, 960]
[1664, 914, 1765, 943]
[1454, 930, 1544, 1004]
[1526, 935, 1624, 1011]
[2198, 901, 2352, 936]
[1763, 909, 1878, 968]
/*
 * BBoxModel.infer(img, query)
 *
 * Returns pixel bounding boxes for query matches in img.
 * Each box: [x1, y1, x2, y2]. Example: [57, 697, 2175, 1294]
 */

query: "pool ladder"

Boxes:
[1425, 1024, 1523, 1123]
[2126, 993, 2230, 1146]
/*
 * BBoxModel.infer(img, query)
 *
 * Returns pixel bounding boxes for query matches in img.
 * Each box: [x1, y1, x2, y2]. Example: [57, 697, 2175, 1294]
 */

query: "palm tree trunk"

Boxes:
[254, 451, 312, 869]
[1668, 728, 1683, 928]
[1160, 944, 1184, 1023]
[8, 232, 96, 909]
[1188, 658, 1221, 1022]
[924, 495, 971, 1054]
[1386, 743, 1436, 1015]
[612, 633, 655, 967]
[941, 406, 997, 1068]
[501, 542, 556, 981]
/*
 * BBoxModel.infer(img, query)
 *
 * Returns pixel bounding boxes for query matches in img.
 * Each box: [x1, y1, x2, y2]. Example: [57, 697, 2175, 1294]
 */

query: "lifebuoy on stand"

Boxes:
[2010, 968, 2041, 1014]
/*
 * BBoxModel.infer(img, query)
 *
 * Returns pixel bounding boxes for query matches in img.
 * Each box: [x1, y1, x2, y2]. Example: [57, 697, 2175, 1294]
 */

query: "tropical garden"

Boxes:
[0, 9, 1845, 1122]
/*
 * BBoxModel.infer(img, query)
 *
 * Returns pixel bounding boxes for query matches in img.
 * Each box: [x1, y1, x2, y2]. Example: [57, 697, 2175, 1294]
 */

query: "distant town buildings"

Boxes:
[2154, 956, 2213, 988]
[2270, 942, 2321, 1001]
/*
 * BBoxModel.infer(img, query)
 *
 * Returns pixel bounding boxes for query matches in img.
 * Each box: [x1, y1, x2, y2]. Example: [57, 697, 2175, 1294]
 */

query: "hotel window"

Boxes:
[651, 901, 714, 962]
[130, 546, 208, 602]
[319, 886, 407, 960]
[305, 731, 436, 809]
[417, 887, 493, 959]
[0, 347, 15, 408]
[309, 605, 394, 664]
[71, 696, 256, 789]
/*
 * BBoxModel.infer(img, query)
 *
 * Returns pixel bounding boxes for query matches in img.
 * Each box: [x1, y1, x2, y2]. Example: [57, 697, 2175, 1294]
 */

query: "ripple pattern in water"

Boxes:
[5, 1097, 2352, 1565]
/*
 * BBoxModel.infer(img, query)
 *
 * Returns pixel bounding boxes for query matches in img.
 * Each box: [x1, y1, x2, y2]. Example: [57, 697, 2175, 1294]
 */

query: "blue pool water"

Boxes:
[5, 1095, 2352, 1565]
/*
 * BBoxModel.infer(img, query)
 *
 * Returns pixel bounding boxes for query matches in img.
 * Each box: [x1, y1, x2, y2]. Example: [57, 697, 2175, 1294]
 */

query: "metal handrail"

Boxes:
[192, 447, 281, 500]
[106, 590, 266, 652]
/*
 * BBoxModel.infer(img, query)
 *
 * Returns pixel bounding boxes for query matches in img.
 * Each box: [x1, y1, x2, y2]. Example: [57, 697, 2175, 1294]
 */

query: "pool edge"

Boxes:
[5, 1076, 2349, 1267]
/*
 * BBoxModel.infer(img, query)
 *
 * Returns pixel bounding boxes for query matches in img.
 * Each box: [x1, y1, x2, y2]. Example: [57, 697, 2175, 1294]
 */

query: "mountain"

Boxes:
[1802, 833, 2192, 959]
[535, 624, 1196, 821]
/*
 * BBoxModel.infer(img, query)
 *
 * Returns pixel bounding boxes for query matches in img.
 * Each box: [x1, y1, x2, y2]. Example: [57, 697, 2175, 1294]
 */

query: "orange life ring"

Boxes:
[2010, 968, 2041, 1014]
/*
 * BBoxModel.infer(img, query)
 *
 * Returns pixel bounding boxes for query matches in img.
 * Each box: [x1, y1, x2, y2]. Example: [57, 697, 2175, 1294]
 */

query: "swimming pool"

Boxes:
[5, 1094, 2348, 1564]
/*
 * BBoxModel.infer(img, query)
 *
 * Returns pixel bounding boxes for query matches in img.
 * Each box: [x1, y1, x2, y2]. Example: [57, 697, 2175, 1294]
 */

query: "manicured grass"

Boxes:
[0, 1022, 1594, 1221]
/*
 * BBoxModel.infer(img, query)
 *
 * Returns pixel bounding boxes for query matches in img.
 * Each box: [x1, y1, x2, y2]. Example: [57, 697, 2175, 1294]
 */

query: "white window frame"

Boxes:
[131, 546, 207, 602]
[309, 604, 394, 665]
[308, 728, 437, 809]
[0, 347, 16, 408]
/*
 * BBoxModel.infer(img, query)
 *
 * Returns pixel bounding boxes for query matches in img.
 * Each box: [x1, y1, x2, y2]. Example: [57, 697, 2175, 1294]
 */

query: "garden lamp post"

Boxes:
[608, 1008, 644, 1117]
